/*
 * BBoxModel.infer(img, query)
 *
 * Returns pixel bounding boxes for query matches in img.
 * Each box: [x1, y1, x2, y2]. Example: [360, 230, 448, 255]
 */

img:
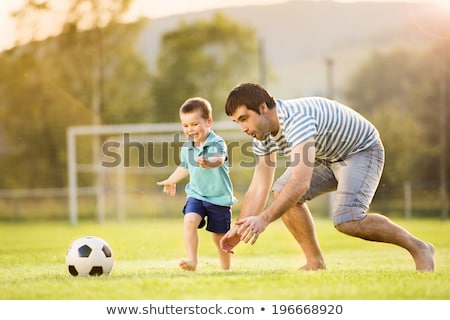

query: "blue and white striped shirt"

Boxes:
[253, 98, 380, 162]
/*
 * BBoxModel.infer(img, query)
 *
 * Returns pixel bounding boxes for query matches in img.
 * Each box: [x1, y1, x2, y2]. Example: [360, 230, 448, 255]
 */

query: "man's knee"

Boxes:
[333, 212, 367, 235]
[335, 221, 353, 234]
[333, 206, 367, 228]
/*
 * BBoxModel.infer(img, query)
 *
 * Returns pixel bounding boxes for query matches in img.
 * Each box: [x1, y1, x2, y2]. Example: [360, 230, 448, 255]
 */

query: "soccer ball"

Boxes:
[66, 236, 113, 276]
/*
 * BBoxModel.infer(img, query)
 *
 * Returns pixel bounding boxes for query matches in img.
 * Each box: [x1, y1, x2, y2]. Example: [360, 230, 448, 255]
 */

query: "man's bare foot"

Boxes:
[179, 259, 197, 271]
[298, 262, 327, 271]
[413, 242, 435, 272]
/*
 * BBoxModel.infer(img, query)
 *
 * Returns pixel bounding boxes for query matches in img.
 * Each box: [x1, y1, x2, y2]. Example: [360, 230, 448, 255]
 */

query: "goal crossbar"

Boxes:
[66, 121, 240, 225]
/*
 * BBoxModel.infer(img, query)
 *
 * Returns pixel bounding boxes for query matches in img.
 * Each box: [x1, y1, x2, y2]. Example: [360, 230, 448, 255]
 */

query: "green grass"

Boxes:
[0, 218, 449, 300]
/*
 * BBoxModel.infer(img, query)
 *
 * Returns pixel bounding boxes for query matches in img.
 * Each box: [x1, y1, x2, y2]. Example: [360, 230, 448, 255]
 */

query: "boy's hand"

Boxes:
[156, 180, 176, 197]
[196, 156, 208, 168]
[197, 156, 223, 168]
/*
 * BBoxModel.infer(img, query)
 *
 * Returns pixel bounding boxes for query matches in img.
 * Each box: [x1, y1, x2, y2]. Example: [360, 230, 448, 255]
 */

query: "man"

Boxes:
[220, 82, 435, 272]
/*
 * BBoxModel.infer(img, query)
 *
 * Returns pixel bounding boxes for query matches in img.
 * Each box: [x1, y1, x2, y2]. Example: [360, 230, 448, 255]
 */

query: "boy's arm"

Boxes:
[156, 166, 189, 196]
[197, 138, 227, 168]
[197, 155, 225, 168]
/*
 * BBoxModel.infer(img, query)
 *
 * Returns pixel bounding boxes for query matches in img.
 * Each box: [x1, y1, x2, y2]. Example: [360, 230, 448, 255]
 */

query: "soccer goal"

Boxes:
[66, 121, 247, 225]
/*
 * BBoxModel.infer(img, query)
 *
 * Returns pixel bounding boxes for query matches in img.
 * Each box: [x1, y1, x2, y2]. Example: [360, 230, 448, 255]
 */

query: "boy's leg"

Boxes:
[180, 212, 203, 271]
[211, 233, 231, 270]
[203, 202, 232, 270]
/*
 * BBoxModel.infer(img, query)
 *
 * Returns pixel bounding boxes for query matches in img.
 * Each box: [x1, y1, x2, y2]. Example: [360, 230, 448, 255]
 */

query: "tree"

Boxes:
[64, 0, 132, 30]
[10, 0, 51, 46]
[344, 42, 450, 215]
[369, 103, 428, 185]
[57, 19, 152, 124]
[345, 49, 419, 114]
[0, 47, 93, 188]
[409, 42, 450, 182]
[0, 0, 150, 189]
[151, 13, 260, 123]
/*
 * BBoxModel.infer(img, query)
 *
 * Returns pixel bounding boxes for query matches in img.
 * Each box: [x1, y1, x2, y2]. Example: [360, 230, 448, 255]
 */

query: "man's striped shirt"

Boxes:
[253, 97, 380, 162]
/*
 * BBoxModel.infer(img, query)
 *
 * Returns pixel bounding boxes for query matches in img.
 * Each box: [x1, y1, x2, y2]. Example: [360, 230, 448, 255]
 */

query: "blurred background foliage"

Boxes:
[0, 0, 448, 220]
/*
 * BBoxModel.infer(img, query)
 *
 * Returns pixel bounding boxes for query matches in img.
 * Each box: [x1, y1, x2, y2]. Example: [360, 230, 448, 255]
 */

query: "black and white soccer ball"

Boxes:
[66, 236, 113, 276]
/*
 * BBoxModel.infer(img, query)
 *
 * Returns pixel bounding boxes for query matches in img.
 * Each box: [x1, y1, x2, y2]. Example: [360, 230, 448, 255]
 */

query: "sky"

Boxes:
[0, 0, 442, 52]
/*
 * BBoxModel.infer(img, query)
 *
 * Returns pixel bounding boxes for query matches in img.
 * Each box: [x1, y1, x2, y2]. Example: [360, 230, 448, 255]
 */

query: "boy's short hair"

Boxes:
[180, 97, 212, 120]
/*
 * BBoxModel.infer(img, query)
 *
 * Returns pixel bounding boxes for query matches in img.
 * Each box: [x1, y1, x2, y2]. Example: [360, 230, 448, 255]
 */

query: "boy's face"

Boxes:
[180, 110, 212, 143]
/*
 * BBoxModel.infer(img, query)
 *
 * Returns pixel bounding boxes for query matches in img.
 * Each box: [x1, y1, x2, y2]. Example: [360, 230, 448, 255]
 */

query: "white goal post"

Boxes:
[66, 121, 243, 226]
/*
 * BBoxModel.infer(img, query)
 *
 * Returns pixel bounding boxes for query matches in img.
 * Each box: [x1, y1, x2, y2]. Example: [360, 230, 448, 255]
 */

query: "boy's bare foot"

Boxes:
[413, 242, 435, 272]
[179, 259, 197, 271]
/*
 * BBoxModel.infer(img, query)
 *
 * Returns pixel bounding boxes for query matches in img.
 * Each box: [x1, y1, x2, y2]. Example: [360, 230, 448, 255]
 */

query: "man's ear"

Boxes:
[259, 103, 268, 114]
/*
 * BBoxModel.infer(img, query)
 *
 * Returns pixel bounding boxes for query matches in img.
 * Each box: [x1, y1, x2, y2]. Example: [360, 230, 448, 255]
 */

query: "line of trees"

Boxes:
[345, 43, 450, 183]
[0, 0, 448, 217]
[0, 0, 260, 189]
[343, 43, 449, 215]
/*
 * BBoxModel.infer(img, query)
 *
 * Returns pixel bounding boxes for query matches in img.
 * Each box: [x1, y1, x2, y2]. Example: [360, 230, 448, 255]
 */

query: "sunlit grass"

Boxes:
[0, 218, 449, 299]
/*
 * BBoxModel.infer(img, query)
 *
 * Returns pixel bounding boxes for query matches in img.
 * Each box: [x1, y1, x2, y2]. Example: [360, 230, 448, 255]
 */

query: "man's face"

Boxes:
[230, 104, 271, 141]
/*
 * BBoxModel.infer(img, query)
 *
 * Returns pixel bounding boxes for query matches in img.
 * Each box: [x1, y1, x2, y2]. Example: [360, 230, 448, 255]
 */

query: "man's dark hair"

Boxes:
[224, 82, 276, 116]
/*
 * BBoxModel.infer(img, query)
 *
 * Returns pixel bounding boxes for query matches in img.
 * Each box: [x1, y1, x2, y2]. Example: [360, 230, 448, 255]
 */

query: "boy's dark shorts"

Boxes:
[183, 197, 232, 234]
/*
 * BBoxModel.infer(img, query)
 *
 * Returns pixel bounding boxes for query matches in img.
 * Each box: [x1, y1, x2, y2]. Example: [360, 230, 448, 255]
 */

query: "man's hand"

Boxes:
[220, 215, 269, 253]
[220, 226, 242, 254]
[235, 215, 268, 245]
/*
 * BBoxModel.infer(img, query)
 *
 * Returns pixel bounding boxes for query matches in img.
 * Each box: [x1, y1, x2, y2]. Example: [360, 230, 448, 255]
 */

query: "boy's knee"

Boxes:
[184, 212, 202, 225]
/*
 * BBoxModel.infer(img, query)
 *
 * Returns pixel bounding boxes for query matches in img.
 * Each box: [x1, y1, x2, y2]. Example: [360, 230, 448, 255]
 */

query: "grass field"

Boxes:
[0, 217, 449, 300]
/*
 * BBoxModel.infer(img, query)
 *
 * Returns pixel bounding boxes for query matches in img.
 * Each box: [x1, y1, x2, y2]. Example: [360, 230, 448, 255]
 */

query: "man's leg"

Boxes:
[332, 142, 434, 271]
[275, 191, 326, 270]
[335, 214, 434, 271]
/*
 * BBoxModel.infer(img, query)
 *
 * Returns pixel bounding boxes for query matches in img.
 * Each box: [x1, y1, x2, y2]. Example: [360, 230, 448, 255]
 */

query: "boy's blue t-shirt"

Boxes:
[180, 130, 236, 206]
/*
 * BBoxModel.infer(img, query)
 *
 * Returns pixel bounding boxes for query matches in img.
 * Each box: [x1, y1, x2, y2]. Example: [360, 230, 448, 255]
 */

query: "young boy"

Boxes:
[157, 97, 236, 271]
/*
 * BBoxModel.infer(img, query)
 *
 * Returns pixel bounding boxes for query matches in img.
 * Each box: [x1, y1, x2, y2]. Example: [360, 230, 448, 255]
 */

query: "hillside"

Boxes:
[136, 0, 439, 99]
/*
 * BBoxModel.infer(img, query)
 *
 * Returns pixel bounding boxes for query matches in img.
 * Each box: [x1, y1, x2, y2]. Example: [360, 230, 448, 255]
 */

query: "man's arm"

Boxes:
[219, 152, 276, 253]
[238, 138, 315, 244]
[239, 152, 277, 219]
[260, 137, 315, 223]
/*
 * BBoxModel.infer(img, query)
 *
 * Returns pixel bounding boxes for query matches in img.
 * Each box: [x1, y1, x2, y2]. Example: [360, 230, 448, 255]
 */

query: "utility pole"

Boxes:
[439, 42, 448, 221]
[259, 38, 266, 86]
[92, 26, 105, 224]
[325, 57, 335, 217]
[325, 57, 334, 99]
